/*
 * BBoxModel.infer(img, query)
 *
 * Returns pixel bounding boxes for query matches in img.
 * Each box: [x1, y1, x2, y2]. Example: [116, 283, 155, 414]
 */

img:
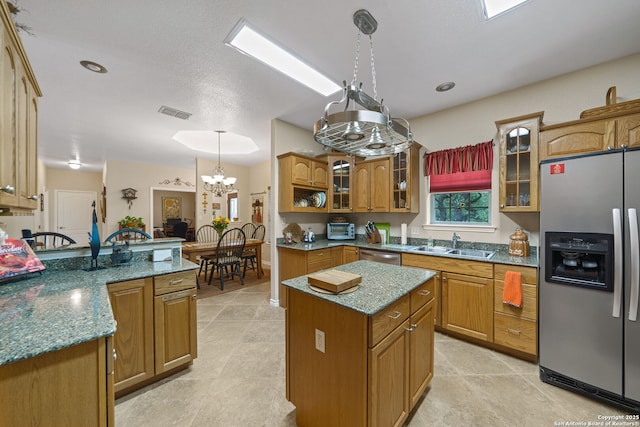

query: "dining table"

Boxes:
[181, 238, 265, 279]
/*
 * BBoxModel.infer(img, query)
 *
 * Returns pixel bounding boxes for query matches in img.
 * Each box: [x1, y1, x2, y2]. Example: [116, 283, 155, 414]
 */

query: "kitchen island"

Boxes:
[0, 242, 198, 427]
[282, 260, 436, 427]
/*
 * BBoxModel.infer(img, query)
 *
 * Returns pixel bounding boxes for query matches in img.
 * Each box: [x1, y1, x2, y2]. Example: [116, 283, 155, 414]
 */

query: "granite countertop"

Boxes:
[277, 238, 539, 268]
[0, 258, 198, 367]
[281, 260, 436, 315]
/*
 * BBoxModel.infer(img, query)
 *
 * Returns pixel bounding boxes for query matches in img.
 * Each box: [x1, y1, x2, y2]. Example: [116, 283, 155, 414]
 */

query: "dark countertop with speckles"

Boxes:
[282, 260, 436, 315]
[277, 238, 539, 268]
[0, 258, 198, 367]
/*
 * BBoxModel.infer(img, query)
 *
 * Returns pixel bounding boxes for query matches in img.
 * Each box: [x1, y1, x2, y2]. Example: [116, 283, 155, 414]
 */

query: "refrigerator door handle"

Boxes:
[613, 208, 623, 318]
[628, 208, 639, 322]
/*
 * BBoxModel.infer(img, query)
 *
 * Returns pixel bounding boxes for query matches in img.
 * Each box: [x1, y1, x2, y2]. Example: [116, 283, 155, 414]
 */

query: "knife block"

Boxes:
[367, 230, 382, 244]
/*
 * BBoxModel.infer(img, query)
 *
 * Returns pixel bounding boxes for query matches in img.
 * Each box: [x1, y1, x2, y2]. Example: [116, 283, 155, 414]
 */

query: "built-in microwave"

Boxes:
[327, 223, 355, 240]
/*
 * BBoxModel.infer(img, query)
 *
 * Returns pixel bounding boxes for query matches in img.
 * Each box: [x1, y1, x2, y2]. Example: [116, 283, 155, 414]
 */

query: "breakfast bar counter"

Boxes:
[282, 260, 436, 427]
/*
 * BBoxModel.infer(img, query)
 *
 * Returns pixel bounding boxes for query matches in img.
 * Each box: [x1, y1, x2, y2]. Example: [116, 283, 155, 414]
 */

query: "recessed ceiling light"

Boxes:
[225, 19, 341, 96]
[481, 0, 528, 19]
[80, 60, 108, 73]
[436, 82, 455, 92]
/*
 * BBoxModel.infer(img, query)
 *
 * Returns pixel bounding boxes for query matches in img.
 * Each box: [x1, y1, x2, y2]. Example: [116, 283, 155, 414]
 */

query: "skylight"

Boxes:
[225, 20, 341, 96]
[481, 0, 528, 19]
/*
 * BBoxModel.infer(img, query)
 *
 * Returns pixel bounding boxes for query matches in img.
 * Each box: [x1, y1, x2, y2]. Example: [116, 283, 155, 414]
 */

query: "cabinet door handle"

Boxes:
[192, 294, 197, 299]
[169, 279, 184, 285]
[388, 311, 402, 319]
[1, 185, 15, 194]
[500, 204, 505, 209]
[507, 328, 521, 336]
[417, 290, 431, 297]
[27, 194, 38, 200]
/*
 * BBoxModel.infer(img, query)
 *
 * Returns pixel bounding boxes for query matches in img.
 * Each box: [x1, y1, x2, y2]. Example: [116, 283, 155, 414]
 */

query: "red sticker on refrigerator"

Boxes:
[550, 163, 565, 174]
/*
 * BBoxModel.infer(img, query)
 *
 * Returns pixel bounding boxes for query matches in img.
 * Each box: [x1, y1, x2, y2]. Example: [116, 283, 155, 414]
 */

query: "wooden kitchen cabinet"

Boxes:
[277, 246, 332, 308]
[317, 153, 355, 212]
[353, 157, 390, 212]
[495, 112, 543, 212]
[540, 108, 640, 160]
[154, 271, 198, 374]
[277, 152, 328, 212]
[343, 245, 360, 263]
[493, 264, 538, 357]
[390, 143, 421, 213]
[442, 272, 494, 342]
[108, 270, 197, 396]
[0, 3, 41, 212]
[287, 276, 435, 427]
[108, 277, 155, 393]
[0, 337, 114, 427]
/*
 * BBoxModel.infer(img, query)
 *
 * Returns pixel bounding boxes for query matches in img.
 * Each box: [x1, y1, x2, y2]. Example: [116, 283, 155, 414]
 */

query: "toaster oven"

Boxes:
[327, 223, 355, 240]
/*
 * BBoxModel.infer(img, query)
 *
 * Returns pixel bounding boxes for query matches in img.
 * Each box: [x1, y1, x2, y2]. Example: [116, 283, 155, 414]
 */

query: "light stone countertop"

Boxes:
[0, 258, 198, 366]
[281, 260, 436, 315]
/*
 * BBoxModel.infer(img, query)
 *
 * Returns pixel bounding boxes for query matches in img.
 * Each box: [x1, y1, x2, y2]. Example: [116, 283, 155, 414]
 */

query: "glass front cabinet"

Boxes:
[327, 154, 353, 212]
[495, 112, 543, 212]
[390, 144, 421, 213]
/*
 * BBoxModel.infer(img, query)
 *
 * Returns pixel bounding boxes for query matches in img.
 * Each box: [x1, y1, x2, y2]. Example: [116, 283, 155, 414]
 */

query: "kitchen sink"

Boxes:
[447, 248, 496, 259]
[412, 245, 452, 254]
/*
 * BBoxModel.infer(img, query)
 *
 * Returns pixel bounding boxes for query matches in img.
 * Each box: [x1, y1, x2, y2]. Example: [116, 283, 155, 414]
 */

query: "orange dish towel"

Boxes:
[502, 271, 523, 308]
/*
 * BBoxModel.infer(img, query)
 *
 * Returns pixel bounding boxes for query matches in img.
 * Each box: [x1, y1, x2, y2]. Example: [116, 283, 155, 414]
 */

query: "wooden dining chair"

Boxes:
[196, 225, 218, 284]
[208, 228, 246, 290]
[31, 232, 76, 247]
[240, 223, 257, 240]
[242, 224, 265, 277]
[103, 228, 152, 243]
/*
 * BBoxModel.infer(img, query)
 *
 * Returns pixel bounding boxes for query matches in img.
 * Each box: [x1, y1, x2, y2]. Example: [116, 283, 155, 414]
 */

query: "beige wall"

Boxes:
[105, 159, 196, 236]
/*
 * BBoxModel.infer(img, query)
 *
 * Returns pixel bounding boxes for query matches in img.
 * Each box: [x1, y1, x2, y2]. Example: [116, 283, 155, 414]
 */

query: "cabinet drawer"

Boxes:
[494, 281, 537, 321]
[494, 313, 537, 355]
[307, 250, 332, 273]
[369, 294, 410, 347]
[494, 264, 537, 285]
[410, 277, 434, 314]
[154, 270, 197, 296]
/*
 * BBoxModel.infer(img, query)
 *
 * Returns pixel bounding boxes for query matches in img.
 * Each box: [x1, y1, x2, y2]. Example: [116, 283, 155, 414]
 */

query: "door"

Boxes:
[625, 149, 640, 402]
[56, 190, 96, 243]
[539, 151, 623, 394]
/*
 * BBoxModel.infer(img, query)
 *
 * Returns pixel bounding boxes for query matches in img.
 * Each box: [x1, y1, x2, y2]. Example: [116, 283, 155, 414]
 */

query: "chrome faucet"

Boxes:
[452, 232, 460, 249]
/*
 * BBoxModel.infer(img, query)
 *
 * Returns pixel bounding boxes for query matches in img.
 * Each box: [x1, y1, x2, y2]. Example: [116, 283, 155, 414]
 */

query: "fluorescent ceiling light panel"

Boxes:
[482, 0, 528, 19]
[225, 20, 341, 96]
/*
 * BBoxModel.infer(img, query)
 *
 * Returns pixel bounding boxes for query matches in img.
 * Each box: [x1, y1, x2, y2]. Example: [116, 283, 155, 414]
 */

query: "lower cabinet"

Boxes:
[493, 264, 538, 356]
[0, 337, 114, 427]
[287, 277, 435, 427]
[108, 270, 197, 396]
[441, 272, 494, 342]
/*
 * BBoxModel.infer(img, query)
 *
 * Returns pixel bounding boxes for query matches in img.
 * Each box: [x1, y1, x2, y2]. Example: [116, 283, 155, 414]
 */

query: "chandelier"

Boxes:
[313, 9, 412, 157]
[201, 131, 237, 197]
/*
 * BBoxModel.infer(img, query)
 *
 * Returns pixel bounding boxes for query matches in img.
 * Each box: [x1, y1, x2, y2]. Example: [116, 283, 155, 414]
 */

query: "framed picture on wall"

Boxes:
[251, 194, 264, 224]
[162, 196, 182, 221]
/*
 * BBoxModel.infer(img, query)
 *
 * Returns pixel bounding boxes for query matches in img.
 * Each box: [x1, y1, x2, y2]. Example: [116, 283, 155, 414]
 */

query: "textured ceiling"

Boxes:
[13, 0, 640, 171]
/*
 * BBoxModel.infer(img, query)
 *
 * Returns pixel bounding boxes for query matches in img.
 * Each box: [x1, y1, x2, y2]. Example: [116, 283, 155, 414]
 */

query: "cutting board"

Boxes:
[307, 269, 362, 293]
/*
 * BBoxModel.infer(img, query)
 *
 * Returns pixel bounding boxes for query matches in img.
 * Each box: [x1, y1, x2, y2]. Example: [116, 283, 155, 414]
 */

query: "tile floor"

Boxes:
[115, 283, 628, 426]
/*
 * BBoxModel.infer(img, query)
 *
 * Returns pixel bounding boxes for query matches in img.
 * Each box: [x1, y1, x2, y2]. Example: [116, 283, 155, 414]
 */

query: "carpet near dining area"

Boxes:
[196, 267, 271, 299]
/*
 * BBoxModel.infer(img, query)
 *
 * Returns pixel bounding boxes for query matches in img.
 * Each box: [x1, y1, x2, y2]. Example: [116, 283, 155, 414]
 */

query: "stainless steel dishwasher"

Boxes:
[359, 248, 401, 265]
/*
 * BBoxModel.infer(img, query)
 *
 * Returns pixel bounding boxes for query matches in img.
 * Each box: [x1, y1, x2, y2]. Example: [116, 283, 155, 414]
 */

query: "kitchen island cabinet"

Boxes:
[282, 260, 435, 427]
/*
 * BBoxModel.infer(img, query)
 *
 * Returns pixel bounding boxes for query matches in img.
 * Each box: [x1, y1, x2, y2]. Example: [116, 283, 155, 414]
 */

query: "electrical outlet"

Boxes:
[411, 227, 420, 235]
[315, 329, 325, 353]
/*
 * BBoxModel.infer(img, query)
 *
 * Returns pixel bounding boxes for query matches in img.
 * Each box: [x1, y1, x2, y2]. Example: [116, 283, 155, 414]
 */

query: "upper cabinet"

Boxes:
[495, 112, 543, 212]
[277, 152, 329, 213]
[353, 158, 390, 212]
[317, 153, 355, 213]
[390, 144, 421, 213]
[0, 3, 41, 212]
[540, 89, 640, 160]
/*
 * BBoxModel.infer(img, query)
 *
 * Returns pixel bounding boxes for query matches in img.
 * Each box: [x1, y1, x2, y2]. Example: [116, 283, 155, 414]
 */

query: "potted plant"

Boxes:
[118, 215, 145, 231]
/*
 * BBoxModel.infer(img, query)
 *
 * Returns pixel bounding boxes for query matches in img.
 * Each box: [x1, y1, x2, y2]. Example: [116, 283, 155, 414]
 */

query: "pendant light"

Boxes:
[313, 9, 412, 157]
[201, 131, 237, 197]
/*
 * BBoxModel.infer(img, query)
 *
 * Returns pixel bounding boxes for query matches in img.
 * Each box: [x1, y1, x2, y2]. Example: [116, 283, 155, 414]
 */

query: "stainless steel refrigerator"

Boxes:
[539, 148, 640, 412]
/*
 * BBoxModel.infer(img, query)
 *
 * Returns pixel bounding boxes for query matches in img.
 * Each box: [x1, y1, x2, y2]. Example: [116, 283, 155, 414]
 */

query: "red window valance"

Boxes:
[424, 140, 493, 192]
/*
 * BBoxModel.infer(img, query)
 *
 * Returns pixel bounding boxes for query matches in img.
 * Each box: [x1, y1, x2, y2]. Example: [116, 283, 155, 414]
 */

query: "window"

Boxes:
[431, 191, 491, 225]
[227, 193, 238, 221]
